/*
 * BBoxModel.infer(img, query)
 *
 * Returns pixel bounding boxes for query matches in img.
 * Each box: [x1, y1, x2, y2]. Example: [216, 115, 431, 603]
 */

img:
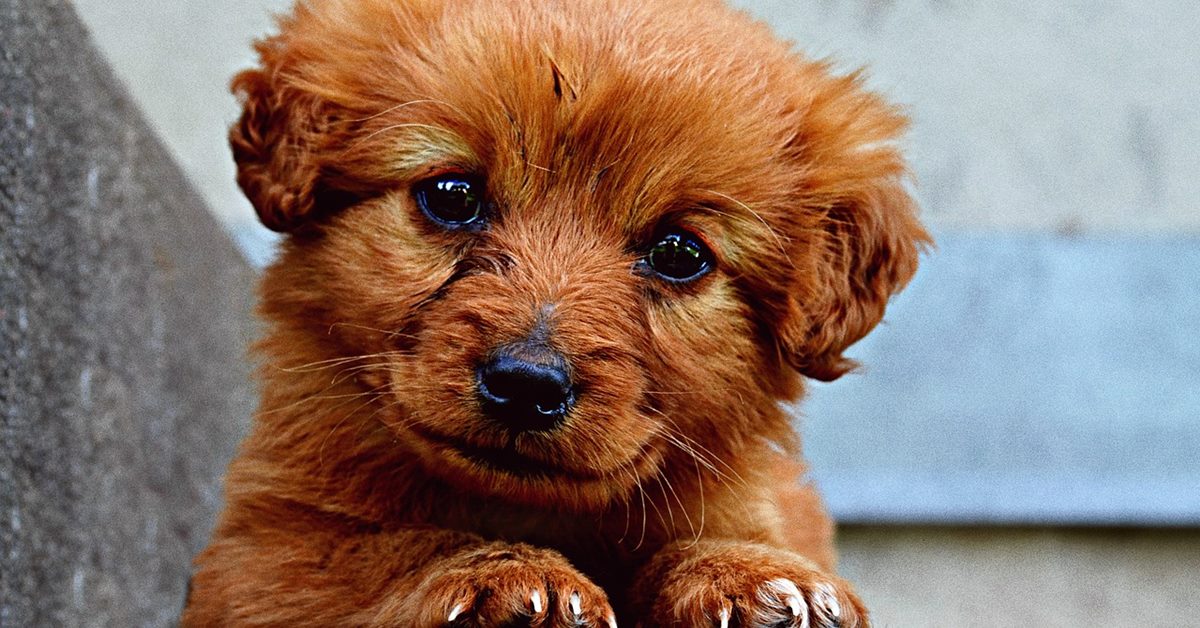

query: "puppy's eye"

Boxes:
[414, 174, 486, 227]
[646, 230, 714, 282]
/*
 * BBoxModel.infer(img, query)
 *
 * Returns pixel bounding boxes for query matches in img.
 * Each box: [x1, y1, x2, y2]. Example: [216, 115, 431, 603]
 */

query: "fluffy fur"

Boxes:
[184, 0, 929, 625]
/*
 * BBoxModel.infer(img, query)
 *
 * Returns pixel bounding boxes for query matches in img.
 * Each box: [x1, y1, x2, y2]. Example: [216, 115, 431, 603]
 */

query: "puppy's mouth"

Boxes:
[455, 441, 557, 478]
[409, 423, 596, 480]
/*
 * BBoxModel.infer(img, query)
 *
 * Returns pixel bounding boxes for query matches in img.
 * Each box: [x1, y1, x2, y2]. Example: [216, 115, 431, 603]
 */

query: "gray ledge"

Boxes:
[797, 232, 1200, 525]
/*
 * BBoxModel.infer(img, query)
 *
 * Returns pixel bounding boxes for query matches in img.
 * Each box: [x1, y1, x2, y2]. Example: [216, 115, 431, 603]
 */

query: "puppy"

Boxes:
[184, 0, 928, 625]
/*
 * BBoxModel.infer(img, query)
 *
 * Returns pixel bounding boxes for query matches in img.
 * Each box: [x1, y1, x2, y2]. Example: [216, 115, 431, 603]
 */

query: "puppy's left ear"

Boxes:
[230, 60, 342, 233]
[777, 79, 931, 381]
[229, 25, 371, 234]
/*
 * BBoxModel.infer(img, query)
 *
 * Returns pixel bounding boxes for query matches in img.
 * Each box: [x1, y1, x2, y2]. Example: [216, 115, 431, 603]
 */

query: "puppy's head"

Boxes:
[238, 0, 929, 510]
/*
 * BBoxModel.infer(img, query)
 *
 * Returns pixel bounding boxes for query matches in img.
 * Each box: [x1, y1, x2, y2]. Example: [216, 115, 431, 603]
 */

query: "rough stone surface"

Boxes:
[0, 1, 257, 625]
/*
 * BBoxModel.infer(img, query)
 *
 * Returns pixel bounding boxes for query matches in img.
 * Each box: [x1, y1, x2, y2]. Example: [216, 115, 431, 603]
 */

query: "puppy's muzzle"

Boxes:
[477, 343, 575, 433]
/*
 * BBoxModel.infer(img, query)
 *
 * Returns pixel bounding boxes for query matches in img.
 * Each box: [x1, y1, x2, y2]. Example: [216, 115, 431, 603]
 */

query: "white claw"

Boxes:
[759, 578, 807, 627]
[815, 583, 841, 619]
[570, 592, 583, 617]
[776, 579, 804, 617]
[788, 595, 803, 617]
[607, 612, 618, 628]
[447, 604, 465, 622]
[531, 589, 544, 614]
[718, 606, 731, 628]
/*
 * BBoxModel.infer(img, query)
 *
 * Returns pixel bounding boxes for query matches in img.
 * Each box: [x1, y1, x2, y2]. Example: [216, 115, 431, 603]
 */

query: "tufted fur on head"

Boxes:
[189, 0, 929, 624]
[229, 0, 928, 382]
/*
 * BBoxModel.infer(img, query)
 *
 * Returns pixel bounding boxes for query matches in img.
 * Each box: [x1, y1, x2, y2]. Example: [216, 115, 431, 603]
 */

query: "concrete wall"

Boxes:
[734, 0, 1200, 233]
[0, 1, 257, 624]
[74, 0, 1200, 236]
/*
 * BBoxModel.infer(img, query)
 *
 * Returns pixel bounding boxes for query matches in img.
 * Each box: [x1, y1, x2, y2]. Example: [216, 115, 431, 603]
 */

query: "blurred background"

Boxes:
[70, 1, 1200, 625]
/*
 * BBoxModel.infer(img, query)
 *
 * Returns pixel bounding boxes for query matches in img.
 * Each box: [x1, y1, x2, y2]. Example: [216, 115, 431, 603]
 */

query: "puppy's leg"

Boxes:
[629, 539, 868, 628]
[184, 527, 615, 627]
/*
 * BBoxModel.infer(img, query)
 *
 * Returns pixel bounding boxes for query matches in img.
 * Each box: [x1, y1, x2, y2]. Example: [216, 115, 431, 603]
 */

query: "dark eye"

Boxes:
[414, 174, 486, 227]
[646, 230, 714, 282]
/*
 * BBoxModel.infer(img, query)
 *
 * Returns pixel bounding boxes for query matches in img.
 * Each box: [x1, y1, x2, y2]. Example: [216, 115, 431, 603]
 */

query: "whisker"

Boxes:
[271, 350, 408, 374]
[689, 444, 706, 549]
[258, 388, 384, 418]
[317, 384, 392, 467]
[643, 406, 748, 489]
[657, 469, 699, 545]
[361, 395, 420, 439]
[326, 321, 403, 336]
[633, 465, 649, 552]
[702, 190, 795, 269]
[615, 462, 636, 546]
[325, 322, 427, 344]
[652, 474, 677, 533]
[641, 475, 671, 543]
[341, 98, 455, 124]
[644, 389, 733, 396]
[657, 430, 721, 482]
[326, 360, 409, 386]
[355, 122, 454, 145]
[662, 420, 749, 489]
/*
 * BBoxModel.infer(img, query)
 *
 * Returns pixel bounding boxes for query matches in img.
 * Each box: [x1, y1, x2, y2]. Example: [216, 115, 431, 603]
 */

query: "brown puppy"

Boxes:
[184, 0, 929, 625]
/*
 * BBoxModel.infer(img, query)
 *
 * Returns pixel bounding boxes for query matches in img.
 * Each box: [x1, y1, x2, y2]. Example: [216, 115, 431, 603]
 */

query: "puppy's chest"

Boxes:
[440, 504, 646, 567]
[452, 505, 595, 545]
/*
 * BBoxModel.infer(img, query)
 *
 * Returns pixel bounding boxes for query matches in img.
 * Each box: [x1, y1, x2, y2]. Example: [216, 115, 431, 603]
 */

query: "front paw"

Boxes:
[392, 543, 616, 627]
[638, 543, 867, 628]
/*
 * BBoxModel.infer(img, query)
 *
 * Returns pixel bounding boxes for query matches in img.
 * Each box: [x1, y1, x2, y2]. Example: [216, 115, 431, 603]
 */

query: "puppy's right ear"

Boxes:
[773, 70, 931, 382]
[229, 59, 329, 232]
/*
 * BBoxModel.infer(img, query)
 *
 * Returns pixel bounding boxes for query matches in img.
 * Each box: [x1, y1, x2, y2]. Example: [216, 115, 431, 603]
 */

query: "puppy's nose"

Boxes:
[477, 351, 575, 433]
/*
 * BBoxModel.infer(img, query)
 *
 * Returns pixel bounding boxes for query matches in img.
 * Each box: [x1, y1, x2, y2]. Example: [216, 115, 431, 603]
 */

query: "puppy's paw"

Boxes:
[747, 577, 859, 628]
[640, 548, 867, 628]
[398, 544, 616, 627]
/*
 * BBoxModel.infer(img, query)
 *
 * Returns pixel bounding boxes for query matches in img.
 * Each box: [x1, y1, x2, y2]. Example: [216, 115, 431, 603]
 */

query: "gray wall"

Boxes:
[1, 1, 257, 623]
[734, 0, 1200, 233]
[75, 0, 1200, 235]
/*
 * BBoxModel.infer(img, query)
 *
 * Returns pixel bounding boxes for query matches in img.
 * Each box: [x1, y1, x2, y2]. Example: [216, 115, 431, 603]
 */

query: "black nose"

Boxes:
[477, 353, 575, 433]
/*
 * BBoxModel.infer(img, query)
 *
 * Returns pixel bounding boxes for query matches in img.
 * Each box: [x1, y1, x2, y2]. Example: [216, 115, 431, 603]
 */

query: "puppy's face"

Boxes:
[237, 0, 928, 510]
